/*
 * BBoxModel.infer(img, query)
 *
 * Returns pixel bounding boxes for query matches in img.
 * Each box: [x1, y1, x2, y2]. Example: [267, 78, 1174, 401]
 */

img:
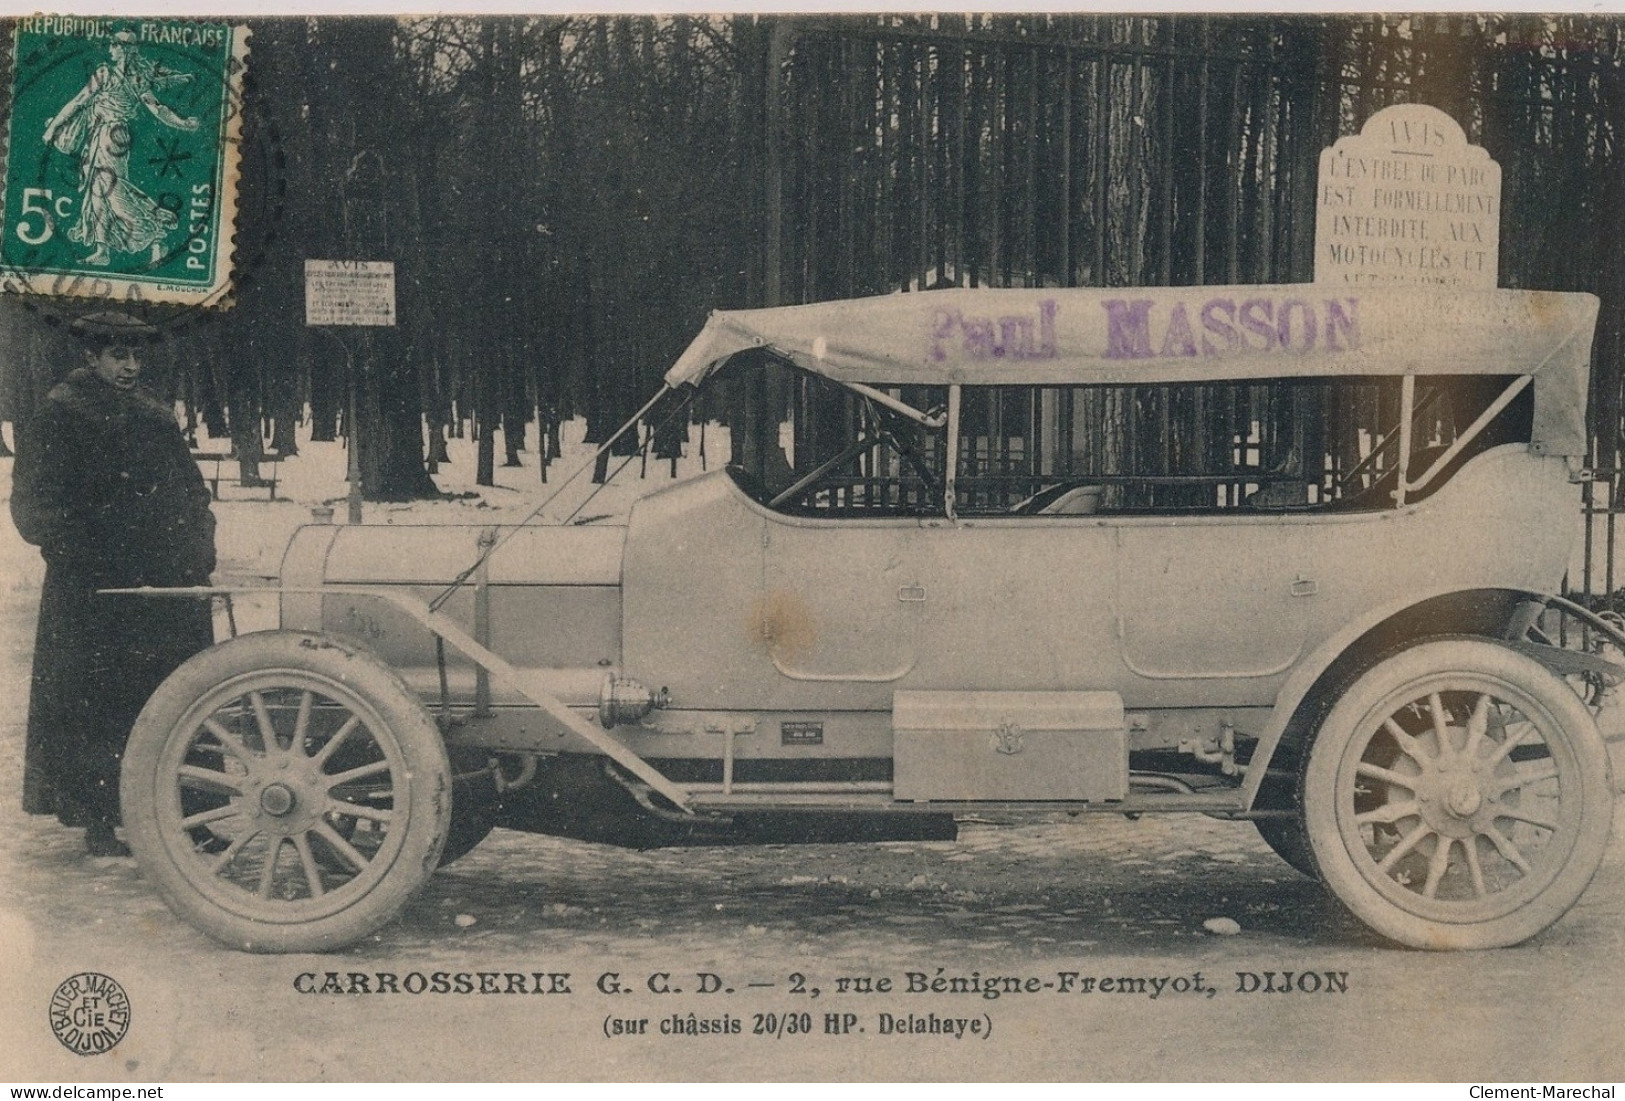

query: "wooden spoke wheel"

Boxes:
[122, 632, 451, 953]
[1303, 639, 1613, 949]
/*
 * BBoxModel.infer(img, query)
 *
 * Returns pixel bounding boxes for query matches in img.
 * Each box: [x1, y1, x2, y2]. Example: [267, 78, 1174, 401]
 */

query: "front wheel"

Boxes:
[122, 631, 452, 952]
[1303, 639, 1614, 949]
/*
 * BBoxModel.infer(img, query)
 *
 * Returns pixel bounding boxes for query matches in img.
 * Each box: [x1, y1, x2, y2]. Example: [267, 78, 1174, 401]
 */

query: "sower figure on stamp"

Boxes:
[42, 29, 199, 267]
[11, 312, 216, 856]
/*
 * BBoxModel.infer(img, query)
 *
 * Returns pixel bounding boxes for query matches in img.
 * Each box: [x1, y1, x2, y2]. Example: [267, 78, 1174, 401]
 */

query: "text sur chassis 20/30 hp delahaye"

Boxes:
[114, 284, 1625, 953]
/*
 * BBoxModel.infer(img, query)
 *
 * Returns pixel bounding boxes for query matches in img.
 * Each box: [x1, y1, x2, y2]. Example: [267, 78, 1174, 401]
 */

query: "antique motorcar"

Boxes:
[119, 284, 1624, 953]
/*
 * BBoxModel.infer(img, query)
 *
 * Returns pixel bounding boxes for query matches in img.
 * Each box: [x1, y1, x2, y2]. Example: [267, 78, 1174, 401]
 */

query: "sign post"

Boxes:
[1315, 103, 1501, 287]
[304, 258, 397, 524]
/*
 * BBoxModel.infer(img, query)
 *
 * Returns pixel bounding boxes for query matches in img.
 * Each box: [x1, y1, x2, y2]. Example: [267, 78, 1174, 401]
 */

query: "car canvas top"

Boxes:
[665, 285, 1598, 459]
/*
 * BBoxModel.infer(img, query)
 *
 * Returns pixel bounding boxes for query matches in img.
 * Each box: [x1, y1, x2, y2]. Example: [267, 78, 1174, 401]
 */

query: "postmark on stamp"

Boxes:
[1, 16, 247, 308]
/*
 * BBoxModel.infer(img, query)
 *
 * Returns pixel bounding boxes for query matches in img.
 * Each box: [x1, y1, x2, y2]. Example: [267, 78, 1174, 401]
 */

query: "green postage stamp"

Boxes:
[1, 16, 247, 307]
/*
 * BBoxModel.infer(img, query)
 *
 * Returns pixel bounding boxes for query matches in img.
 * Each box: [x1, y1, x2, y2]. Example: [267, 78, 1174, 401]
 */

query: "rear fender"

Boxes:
[1242, 586, 1535, 807]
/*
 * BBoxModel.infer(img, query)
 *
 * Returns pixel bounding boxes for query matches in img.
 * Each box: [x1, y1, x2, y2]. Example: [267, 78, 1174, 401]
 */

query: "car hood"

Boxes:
[281, 522, 627, 587]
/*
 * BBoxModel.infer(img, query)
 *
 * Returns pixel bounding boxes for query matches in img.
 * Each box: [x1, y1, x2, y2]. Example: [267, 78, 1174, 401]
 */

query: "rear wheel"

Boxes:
[1302, 639, 1613, 949]
[1252, 713, 1323, 880]
[122, 632, 451, 953]
[1254, 814, 1317, 880]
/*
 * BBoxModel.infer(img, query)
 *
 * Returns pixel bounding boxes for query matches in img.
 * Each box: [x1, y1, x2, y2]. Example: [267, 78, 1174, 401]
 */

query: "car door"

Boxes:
[908, 517, 1122, 692]
[759, 515, 928, 693]
[1114, 517, 1311, 697]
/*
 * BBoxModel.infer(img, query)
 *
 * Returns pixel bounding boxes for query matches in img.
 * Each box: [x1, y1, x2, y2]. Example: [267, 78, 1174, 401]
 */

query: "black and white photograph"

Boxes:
[0, 10, 1622, 1085]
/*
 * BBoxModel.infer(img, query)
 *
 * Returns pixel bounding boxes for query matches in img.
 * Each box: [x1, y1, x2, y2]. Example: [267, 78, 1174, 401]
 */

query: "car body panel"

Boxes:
[282, 524, 625, 697]
[282, 445, 1577, 731]
[621, 472, 766, 709]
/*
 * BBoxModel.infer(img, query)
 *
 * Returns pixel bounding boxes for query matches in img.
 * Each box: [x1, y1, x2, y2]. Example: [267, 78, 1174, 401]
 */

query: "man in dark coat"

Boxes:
[11, 313, 216, 856]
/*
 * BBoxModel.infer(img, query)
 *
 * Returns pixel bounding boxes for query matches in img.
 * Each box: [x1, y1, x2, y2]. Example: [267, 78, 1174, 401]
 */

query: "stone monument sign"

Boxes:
[1315, 103, 1500, 287]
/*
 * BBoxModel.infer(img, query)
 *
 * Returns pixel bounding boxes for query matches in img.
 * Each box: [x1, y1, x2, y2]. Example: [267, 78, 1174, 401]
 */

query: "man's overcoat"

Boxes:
[11, 367, 216, 827]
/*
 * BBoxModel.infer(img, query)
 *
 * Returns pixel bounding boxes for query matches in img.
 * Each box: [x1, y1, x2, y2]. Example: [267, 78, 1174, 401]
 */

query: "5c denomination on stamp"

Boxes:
[48, 971, 131, 1056]
[2, 16, 247, 307]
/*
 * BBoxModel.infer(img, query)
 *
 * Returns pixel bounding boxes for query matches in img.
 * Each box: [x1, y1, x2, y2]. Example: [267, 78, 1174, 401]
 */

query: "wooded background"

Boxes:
[1, 14, 1622, 513]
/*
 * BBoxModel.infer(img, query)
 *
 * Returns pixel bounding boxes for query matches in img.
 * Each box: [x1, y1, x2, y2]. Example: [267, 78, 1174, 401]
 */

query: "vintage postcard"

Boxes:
[0, 11, 1623, 1086]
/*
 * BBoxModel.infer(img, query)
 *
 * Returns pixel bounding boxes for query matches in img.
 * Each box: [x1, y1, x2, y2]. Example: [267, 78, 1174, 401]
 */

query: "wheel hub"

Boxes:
[1409, 741, 1501, 839]
[260, 783, 297, 816]
[1445, 777, 1482, 818]
[238, 756, 330, 836]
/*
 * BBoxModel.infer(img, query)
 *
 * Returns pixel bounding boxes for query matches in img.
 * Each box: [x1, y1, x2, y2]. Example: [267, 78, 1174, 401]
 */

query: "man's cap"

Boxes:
[70, 311, 159, 347]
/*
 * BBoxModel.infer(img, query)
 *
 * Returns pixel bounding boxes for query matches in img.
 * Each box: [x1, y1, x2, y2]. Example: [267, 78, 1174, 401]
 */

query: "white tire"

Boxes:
[1303, 639, 1614, 949]
[122, 632, 451, 952]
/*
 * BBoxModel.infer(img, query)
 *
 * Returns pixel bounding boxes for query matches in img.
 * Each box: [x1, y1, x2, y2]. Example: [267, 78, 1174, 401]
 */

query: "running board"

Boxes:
[686, 788, 1249, 815]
